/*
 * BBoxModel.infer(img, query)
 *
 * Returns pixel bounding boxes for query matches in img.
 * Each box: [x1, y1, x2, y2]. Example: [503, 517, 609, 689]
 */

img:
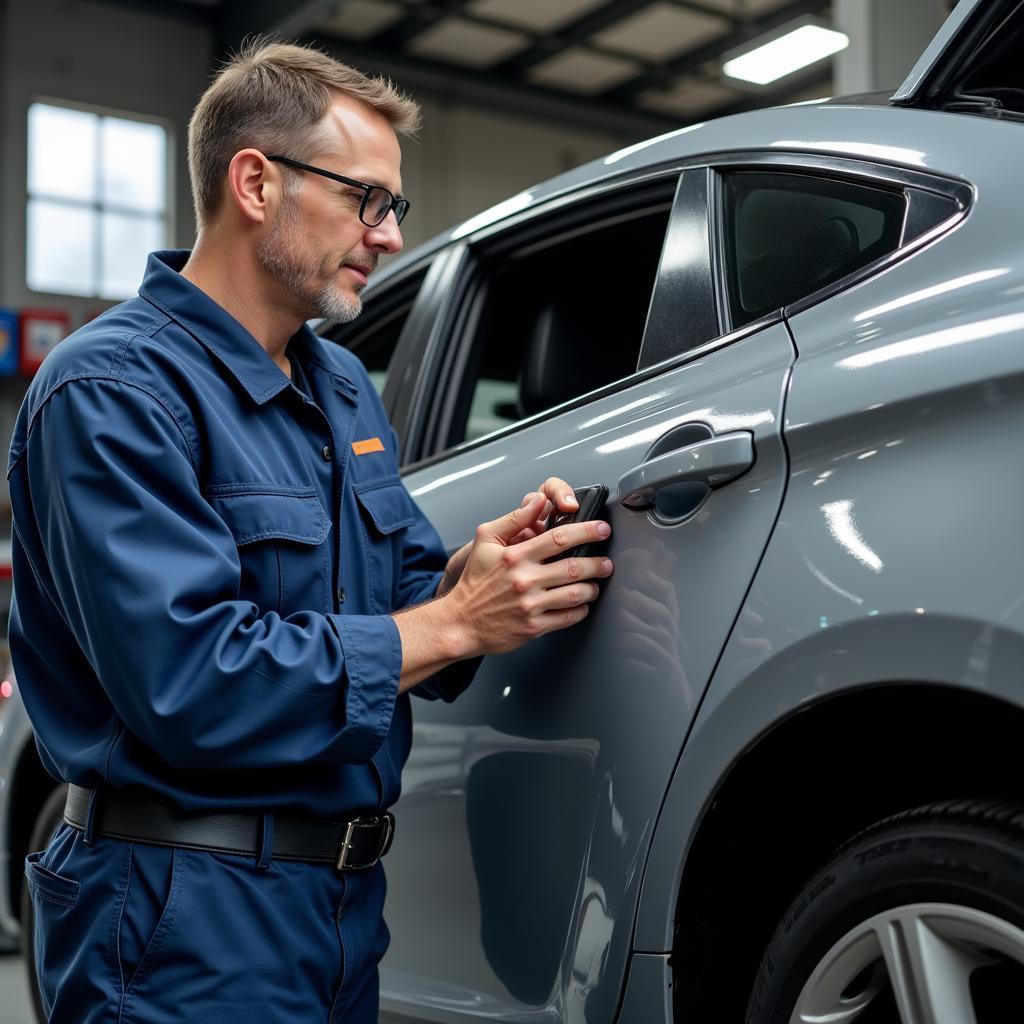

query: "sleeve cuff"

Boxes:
[329, 613, 402, 761]
[413, 654, 483, 703]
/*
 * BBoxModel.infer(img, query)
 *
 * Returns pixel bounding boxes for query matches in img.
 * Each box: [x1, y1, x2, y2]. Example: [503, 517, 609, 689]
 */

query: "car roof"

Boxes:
[366, 96, 999, 295]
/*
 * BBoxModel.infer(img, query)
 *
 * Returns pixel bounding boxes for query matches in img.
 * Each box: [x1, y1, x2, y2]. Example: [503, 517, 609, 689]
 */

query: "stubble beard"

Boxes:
[257, 194, 364, 325]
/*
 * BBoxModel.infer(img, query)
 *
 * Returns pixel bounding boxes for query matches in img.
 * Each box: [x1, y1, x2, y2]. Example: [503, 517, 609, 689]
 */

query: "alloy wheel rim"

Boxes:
[789, 902, 1024, 1024]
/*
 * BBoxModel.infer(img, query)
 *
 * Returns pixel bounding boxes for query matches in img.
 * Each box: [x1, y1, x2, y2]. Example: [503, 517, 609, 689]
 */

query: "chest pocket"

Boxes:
[208, 488, 332, 616]
[353, 476, 418, 614]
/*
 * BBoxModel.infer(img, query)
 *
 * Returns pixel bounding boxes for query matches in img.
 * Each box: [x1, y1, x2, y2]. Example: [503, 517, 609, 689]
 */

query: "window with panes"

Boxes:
[26, 101, 170, 300]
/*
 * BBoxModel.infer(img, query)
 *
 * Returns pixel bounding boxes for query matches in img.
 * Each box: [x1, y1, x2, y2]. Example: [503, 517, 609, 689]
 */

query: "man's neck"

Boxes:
[180, 233, 300, 374]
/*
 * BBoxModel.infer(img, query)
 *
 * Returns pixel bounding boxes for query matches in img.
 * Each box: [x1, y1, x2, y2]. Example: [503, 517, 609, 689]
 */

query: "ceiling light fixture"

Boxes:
[722, 18, 849, 86]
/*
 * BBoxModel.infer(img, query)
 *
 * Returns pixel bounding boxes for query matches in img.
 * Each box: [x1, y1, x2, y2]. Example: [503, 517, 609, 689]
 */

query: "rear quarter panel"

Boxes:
[635, 108, 1024, 952]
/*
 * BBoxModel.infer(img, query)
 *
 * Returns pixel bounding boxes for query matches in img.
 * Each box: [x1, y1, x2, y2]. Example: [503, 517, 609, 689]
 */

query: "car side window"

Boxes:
[321, 266, 428, 396]
[439, 182, 676, 450]
[721, 172, 906, 328]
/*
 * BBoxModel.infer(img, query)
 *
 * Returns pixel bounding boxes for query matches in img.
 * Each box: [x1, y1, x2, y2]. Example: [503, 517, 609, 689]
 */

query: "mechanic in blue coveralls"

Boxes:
[7, 40, 614, 1024]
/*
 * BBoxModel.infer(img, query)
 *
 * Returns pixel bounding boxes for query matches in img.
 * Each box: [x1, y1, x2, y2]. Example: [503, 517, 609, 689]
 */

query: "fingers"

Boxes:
[502, 554, 611, 626]
[522, 477, 577, 516]
[527, 603, 591, 638]
[513, 517, 611, 563]
[532, 554, 614, 590]
[482, 493, 547, 544]
[520, 492, 554, 521]
[537, 477, 578, 514]
[508, 528, 541, 544]
[531, 580, 601, 613]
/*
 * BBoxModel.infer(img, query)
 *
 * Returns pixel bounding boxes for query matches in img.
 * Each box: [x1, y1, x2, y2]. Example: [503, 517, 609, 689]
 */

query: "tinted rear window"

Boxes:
[722, 171, 906, 327]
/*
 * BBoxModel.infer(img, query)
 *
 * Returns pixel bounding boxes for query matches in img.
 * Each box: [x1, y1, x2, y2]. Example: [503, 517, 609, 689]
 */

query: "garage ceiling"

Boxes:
[118, 0, 859, 134]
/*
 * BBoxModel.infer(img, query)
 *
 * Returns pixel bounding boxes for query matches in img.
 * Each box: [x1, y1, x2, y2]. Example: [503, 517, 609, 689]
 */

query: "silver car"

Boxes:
[5, 1, 1024, 1021]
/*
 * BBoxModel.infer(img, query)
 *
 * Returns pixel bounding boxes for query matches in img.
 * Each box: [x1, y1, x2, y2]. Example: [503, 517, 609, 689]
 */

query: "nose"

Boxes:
[365, 210, 403, 254]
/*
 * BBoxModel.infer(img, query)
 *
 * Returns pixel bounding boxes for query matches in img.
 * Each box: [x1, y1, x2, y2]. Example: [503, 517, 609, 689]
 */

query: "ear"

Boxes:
[225, 149, 280, 225]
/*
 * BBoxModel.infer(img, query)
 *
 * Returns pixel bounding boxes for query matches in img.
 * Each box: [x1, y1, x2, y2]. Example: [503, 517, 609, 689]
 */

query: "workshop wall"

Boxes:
[0, 0, 635, 518]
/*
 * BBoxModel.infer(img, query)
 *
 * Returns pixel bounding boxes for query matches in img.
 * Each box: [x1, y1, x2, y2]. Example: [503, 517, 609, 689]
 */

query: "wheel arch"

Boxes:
[666, 682, 1024, 1022]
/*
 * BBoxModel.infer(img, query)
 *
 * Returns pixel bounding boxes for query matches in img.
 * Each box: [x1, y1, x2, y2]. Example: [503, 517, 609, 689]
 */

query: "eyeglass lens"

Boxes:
[364, 187, 390, 226]
[363, 186, 408, 226]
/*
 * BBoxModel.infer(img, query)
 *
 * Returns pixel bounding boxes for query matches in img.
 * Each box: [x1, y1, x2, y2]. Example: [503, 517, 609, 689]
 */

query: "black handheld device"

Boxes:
[546, 484, 610, 561]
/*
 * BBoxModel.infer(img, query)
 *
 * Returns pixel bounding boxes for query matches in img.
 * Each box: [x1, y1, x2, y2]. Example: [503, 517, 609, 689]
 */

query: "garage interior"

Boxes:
[0, 0, 958, 1019]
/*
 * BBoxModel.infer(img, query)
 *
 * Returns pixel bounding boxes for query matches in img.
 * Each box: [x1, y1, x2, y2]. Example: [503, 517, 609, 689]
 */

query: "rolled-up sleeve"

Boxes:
[18, 377, 402, 769]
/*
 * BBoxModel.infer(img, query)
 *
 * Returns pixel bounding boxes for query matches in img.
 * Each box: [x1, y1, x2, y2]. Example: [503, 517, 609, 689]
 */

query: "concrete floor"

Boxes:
[0, 952, 35, 1024]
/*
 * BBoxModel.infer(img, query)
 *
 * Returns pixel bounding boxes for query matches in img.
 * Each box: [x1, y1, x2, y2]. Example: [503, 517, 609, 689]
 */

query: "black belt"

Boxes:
[64, 785, 394, 871]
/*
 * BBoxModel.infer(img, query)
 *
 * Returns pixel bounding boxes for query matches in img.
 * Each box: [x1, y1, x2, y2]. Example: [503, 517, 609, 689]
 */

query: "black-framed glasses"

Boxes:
[266, 155, 410, 227]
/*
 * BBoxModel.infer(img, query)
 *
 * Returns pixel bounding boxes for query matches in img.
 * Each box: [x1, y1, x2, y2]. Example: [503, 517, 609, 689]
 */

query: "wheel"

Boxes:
[20, 784, 68, 1024]
[746, 799, 1024, 1023]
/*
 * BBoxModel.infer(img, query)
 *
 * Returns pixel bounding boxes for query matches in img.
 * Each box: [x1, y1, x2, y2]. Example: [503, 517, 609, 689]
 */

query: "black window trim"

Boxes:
[391, 244, 472, 460]
[706, 152, 974, 332]
[395, 151, 972, 474]
[405, 169, 684, 469]
[636, 166, 722, 371]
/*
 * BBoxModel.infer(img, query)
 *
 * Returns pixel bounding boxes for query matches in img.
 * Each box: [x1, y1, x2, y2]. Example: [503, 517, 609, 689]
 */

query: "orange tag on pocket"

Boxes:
[352, 437, 385, 456]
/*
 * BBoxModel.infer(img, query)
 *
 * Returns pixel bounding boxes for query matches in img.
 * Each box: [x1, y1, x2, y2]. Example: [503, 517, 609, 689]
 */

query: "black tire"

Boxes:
[746, 799, 1024, 1023]
[20, 784, 68, 1024]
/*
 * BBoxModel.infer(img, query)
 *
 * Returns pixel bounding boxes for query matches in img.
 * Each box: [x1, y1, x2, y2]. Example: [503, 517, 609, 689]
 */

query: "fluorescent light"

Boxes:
[723, 24, 848, 85]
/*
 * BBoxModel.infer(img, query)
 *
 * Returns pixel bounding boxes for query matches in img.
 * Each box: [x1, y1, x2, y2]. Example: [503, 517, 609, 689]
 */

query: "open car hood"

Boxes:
[892, 0, 1024, 120]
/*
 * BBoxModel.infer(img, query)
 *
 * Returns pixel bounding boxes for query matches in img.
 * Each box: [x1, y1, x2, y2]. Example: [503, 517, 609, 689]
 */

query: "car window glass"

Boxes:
[444, 186, 675, 449]
[321, 267, 428, 395]
[722, 172, 906, 328]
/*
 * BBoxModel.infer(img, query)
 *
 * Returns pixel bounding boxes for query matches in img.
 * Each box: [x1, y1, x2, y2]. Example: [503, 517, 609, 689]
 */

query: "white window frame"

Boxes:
[26, 97, 175, 300]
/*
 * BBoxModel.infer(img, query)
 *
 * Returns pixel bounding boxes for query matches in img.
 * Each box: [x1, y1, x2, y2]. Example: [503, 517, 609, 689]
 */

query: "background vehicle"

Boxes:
[0, 667, 66, 1024]
[5, 1, 1024, 1020]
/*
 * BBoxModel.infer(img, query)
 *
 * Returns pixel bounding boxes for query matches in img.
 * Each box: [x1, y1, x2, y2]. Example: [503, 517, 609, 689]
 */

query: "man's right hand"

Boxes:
[391, 494, 613, 691]
[444, 493, 613, 656]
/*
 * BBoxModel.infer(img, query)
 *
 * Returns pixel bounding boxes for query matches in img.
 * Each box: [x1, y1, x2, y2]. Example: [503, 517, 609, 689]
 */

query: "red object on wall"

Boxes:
[20, 307, 71, 373]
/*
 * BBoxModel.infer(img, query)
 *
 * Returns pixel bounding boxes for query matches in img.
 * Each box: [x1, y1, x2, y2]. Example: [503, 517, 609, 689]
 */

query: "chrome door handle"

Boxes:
[617, 432, 754, 511]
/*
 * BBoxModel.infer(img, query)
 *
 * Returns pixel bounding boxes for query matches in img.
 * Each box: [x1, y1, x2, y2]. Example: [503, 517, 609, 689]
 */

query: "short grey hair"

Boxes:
[187, 38, 420, 225]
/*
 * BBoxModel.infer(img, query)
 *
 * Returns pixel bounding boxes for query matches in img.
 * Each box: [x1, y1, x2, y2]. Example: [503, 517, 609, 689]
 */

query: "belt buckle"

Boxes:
[336, 813, 394, 871]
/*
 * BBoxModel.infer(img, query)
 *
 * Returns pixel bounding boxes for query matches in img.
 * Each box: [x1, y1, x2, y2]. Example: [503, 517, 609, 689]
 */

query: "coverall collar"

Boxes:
[138, 249, 356, 406]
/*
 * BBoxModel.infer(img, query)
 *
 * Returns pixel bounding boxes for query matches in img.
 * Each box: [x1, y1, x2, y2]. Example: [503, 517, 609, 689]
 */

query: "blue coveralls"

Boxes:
[7, 250, 475, 1023]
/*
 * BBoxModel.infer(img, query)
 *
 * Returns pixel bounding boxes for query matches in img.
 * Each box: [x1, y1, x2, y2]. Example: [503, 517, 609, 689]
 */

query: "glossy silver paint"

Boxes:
[380, 323, 793, 1023]
[5, 7, 1017, 1019]
[634, 102, 1024, 955]
[368, 36, 1024, 1011]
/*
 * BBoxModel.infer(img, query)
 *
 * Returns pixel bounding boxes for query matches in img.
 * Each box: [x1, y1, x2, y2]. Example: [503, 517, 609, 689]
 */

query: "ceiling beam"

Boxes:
[492, 0, 694, 77]
[602, 0, 831, 100]
[670, 0, 743, 24]
[369, 0, 479, 49]
[309, 30, 681, 138]
[452, 8, 666, 73]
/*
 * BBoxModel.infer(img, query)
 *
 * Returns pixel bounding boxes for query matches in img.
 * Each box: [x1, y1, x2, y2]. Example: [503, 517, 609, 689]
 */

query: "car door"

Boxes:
[378, 167, 795, 1024]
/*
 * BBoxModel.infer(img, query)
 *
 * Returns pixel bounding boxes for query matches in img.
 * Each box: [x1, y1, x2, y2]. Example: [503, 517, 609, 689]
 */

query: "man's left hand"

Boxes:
[437, 477, 579, 595]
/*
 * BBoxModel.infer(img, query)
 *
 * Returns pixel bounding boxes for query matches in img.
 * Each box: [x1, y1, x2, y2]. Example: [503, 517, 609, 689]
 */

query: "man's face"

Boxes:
[257, 94, 405, 324]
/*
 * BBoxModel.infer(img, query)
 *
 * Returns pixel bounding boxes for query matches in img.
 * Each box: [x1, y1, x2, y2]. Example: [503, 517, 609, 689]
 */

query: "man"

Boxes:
[8, 40, 613, 1023]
